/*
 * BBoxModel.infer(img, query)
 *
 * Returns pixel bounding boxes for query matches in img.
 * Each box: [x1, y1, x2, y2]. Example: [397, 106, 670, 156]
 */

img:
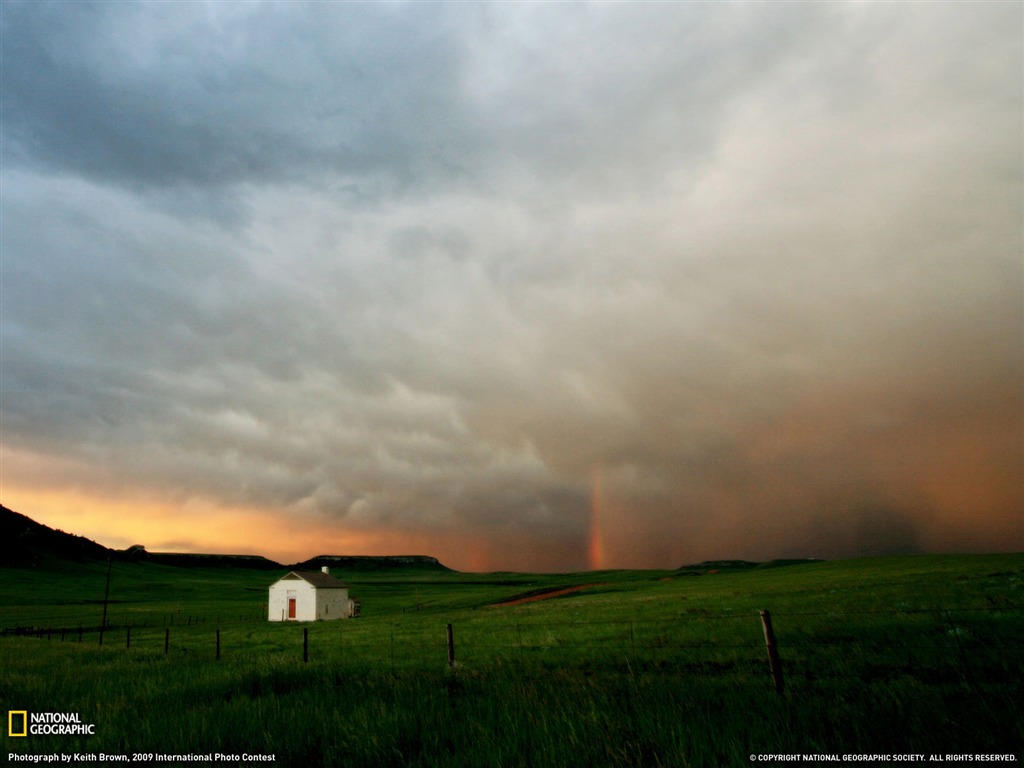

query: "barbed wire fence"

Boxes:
[4, 604, 1021, 693]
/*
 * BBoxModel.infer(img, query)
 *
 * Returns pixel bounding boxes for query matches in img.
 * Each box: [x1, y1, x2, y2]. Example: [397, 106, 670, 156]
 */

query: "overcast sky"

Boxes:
[1, 1, 1021, 571]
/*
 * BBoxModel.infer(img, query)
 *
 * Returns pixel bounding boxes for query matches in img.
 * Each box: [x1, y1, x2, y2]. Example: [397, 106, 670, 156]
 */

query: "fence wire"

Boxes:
[5, 604, 1021, 692]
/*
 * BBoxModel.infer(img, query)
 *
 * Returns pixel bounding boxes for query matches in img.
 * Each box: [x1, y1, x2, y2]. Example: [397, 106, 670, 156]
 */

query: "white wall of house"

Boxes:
[268, 576, 315, 621]
[268, 572, 351, 622]
[314, 586, 350, 620]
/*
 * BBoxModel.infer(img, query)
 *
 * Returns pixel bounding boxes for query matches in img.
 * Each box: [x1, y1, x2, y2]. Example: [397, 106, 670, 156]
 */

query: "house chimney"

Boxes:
[321, 566, 329, 574]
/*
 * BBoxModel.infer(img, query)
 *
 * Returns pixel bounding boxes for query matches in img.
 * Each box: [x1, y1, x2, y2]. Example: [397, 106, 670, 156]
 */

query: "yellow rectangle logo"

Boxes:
[8, 710, 28, 737]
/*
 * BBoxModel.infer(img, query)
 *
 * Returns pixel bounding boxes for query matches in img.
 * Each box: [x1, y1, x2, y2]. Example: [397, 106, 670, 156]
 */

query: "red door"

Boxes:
[288, 598, 296, 619]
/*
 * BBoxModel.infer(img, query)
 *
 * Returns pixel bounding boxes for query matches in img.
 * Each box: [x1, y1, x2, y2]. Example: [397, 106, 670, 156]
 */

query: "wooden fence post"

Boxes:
[165, 628, 170, 655]
[303, 628, 309, 663]
[126, 627, 131, 649]
[216, 629, 221, 661]
[446, 623, 456, 670]
[100, 556, 112, 641]
[942, 608, 974, 686]
[760, 610, 784, 694]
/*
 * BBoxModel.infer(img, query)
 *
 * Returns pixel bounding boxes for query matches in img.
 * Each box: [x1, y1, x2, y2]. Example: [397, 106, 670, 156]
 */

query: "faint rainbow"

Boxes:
[589, 465, 605, 570]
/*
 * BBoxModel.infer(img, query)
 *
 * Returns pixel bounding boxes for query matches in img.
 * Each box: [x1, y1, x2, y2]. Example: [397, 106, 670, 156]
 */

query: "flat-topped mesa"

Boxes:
[131, 551, 284, 570]
[288, 555, 450, 572]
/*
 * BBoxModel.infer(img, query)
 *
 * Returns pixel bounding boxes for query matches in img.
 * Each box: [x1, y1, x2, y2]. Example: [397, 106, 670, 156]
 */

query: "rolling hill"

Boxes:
[0, 504, 451, 572]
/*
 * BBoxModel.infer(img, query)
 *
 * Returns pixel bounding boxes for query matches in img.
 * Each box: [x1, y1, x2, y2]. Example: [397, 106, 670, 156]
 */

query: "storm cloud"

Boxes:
[1, 1, 1020, 570]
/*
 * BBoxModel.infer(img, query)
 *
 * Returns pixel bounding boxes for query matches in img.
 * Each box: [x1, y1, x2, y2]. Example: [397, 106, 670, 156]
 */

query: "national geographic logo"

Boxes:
[9, 711, 27, 737]
[8, 711, 96, 736]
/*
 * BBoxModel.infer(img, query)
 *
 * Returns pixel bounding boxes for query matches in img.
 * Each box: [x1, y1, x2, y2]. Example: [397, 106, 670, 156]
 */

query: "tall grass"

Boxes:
[3, 635, 1019, 767]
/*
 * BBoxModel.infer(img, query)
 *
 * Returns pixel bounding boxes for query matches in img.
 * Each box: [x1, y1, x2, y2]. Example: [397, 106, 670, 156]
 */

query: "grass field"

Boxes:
[1, 554, 1021, 767]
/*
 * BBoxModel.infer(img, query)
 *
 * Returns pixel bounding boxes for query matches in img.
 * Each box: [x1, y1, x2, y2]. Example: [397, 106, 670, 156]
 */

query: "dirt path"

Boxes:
[490, 583, 605, 607]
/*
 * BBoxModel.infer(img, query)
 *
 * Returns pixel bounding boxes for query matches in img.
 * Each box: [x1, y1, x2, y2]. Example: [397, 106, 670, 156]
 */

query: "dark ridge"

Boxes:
[0, 504, 111, 566]
[289, 555, 452, 572]
[757, 558, 825, 569]
[675, 558, 824, 574]
[677, 560, 760, 572]
[0, 506, 455, 572]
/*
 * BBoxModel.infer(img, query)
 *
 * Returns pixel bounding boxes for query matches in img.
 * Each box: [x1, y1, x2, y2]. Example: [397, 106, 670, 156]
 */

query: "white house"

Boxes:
[267, 566, 357, 622]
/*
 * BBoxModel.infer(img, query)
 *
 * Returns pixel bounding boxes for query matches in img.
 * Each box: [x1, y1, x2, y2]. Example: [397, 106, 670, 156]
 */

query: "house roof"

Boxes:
[274, 570, 348, 589]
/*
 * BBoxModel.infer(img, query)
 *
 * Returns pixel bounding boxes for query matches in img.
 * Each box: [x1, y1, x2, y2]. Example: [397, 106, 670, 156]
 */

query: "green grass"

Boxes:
[1, 554, 1022, 766]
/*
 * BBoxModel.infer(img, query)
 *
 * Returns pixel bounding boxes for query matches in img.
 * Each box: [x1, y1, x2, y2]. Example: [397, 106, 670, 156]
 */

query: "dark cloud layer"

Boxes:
[3, 2, 472, 190]
[1, 1, 1021, 569]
